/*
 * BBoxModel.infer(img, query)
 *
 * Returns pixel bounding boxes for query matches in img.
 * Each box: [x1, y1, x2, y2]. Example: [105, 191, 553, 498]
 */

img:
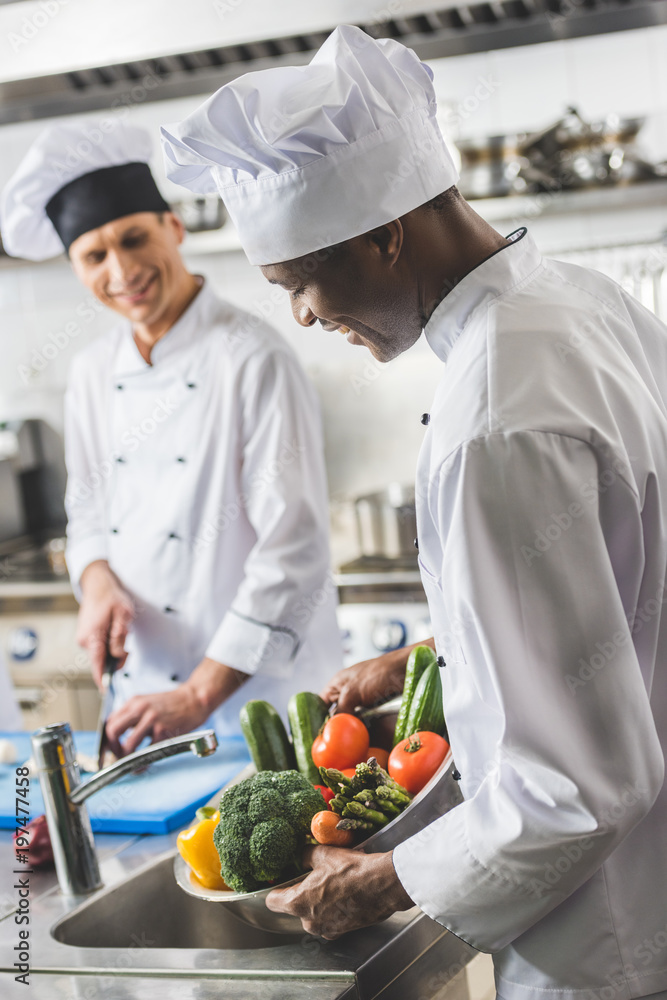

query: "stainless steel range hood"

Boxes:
[0, 0, 666, 125]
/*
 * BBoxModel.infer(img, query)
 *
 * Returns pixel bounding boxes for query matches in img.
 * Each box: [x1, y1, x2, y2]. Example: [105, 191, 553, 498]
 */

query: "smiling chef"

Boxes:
[0, 120, 342, 753]
[161, 23, 667, 1000]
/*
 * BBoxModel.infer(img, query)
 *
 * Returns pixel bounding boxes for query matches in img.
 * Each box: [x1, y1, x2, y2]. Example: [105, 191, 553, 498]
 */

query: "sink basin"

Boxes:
[52, 852, 302, 950]
[0, 830, 477, 996]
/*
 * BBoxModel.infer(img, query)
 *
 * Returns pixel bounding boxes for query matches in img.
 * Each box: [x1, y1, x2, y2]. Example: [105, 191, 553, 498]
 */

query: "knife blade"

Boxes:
[359, 695, 403, 722]
[94, 652, 119, 771]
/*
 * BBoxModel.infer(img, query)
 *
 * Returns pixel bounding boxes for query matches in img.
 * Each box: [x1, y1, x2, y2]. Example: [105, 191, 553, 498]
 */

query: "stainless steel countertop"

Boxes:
[0, 823, 477, 1000]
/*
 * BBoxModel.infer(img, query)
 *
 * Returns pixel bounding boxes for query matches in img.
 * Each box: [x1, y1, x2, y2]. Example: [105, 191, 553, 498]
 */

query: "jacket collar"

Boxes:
[423, 228, 542, 363]
[112, 276, 213, 376]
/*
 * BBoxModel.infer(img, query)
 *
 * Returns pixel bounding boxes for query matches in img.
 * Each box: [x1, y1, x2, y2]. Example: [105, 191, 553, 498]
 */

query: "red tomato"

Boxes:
[311, 735, 339, 769]
[367, 747, 389, 770]
[312, 713, 370, 770]
[388, 732, 450, 795]
[341, 768, 357, 779]
[313, 785, 335, 808]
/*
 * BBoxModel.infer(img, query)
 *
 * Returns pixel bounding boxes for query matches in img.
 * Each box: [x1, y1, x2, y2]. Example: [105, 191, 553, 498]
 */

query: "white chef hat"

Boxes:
[1, 119, 169, 261]
[161, 24, 458, 266]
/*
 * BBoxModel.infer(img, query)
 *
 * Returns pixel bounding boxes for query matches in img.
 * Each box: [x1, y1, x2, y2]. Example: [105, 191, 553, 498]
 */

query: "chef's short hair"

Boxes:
[425, 185, 461, 213]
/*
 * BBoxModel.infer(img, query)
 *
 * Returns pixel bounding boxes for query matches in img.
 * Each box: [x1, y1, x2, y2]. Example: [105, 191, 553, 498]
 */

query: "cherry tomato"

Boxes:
[312, 713, 370, 770]
[367, 746, 389, 770]
[388, 731, 450, 795]
[314, 785, 335, 808]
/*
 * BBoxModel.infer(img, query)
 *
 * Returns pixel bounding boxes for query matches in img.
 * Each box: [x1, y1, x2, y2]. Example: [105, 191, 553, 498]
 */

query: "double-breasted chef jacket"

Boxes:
[65, 280, 342, 736]
[393, 229, 667, 999]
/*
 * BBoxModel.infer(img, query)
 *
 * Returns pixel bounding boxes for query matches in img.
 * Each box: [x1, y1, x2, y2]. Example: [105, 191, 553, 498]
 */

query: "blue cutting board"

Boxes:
[0, 730, 250, 834]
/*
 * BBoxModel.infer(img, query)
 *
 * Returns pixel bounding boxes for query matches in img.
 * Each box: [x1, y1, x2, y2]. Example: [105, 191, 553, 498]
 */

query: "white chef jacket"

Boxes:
[393, 229, 667, 1000]
[64, 280, 341, 737]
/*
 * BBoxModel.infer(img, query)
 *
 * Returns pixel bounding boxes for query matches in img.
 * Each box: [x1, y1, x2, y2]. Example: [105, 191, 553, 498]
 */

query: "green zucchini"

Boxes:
[287, 691, 328, 784]
[240, 700, 296, 772]
[393, 645, 437, 746]
[402, 660, 447, 740]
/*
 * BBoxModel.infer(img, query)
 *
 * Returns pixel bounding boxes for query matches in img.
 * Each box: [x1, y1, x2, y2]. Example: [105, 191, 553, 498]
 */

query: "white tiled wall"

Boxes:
[0, 23, 666, 562]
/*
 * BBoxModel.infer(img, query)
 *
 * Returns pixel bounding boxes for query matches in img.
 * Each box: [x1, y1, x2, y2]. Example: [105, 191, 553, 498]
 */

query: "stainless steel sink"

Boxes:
[51, 853, 302, 950]
[0, 821, 477, 999]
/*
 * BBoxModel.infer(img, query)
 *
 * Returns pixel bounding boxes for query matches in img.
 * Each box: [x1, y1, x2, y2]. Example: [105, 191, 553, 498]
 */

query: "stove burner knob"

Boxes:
[9, 627, 38, 661]
[371, 619, 407, 653]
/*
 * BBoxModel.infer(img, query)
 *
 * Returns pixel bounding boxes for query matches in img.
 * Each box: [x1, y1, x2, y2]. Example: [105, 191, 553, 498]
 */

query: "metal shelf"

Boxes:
[472, 178, 667, 224]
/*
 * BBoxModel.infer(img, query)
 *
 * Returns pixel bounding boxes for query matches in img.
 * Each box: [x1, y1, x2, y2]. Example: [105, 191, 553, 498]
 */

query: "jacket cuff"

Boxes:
[65, 535, 109, 599]
[205, 610, 300, 678]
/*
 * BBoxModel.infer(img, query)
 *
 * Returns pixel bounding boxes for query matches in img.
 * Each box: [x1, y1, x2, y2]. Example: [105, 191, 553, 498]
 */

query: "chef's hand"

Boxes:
[266, 846, 414, 939]
[76, 560, 135, 686]
[105, 686, 211, 754]
[105, 656, 250, 754]
[320, 638, 435, 713]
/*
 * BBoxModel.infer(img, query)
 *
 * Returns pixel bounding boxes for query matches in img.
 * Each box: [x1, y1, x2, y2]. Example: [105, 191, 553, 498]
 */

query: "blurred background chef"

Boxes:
[0, 120, 342, 753]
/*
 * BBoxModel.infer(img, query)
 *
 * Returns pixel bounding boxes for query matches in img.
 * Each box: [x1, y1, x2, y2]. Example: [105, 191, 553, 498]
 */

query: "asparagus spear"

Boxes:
[375, 799, 401, 818]
[367, 757, 409, 793]
[329, 794, 348, 814]
[343, 801, 389, 827]
[336, 817, 374, 832]
[319, 766, 352, 791]
[375, 784, 411, 806]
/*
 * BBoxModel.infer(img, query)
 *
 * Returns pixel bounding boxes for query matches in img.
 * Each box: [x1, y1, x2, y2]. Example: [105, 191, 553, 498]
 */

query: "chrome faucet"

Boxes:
[31, 722, 218, 895]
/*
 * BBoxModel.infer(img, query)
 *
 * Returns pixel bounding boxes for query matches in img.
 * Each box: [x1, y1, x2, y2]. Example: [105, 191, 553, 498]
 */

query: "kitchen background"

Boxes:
[0, 0, 666, 726]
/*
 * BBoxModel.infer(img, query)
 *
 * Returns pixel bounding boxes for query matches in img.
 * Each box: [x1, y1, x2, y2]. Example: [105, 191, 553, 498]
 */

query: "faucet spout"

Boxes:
[70, 730, 218, 806]
[31, 723, 218, 896]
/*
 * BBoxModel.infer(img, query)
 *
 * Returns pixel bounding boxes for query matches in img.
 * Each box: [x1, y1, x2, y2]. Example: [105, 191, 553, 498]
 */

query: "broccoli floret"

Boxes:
[213, 769, 327, 893]
[251, 770, 283, 789]
[214, 819, 260, 894]
[248, 788, 283, 825]
[270, 770, 311, 796]
[249, 818, 298, 882]
[283, 787, 327, 835]
[219, 778, 253, 821]
[220, 812, 253, 840]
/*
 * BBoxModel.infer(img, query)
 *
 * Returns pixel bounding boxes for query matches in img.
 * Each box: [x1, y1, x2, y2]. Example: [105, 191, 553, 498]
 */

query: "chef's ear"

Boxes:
[367, 220, 403, 267]
[161, 210, 186, 246]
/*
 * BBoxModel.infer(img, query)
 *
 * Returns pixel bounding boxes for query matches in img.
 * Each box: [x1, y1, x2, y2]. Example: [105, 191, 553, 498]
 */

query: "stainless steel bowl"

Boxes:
[173, 856, 307, 934]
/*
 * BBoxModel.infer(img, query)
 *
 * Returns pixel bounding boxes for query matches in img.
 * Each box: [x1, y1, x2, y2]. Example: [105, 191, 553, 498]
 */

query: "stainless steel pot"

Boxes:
[175, 195, 227, 232]
[456, 134, 526, 199]
[354, 484, 417, 561]
[518, 107, 656, 192]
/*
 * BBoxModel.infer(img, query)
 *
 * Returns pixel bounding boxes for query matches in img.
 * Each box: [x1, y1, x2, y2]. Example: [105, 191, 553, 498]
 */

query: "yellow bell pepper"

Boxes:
[177, 808, 229, 890]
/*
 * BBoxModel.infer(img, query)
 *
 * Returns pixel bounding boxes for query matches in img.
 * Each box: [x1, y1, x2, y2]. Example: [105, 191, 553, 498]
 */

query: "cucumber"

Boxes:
[393, 645, 437, 746]
[287, 691, 329, 785]
[402, 660, 447, 740]
[240, 700, 296, 772]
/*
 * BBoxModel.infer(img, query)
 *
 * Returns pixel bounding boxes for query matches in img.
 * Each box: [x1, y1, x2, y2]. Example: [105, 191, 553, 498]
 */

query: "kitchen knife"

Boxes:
[94, 652, 119, 771]
[360, 695, 403, 721]
[326, 696, 403, 721]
